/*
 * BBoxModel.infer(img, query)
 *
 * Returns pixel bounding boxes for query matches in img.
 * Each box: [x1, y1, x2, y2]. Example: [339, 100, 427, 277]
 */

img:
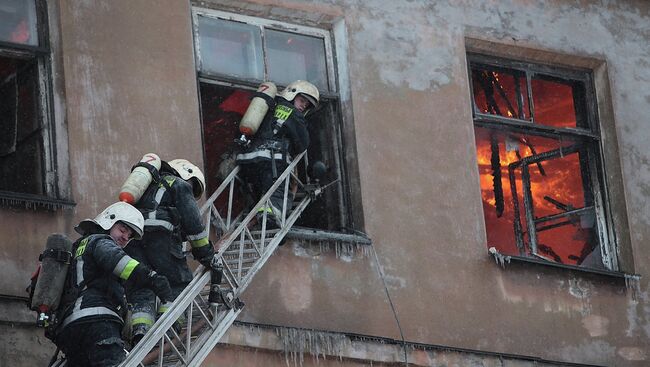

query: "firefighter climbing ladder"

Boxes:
[119, 151, 320, 367]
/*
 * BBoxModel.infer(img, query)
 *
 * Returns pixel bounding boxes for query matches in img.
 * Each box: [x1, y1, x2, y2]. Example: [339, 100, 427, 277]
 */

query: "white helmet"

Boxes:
[278, 80, 320, 110]
[74, 202, 145, 240]
[168, 159, 206, 198]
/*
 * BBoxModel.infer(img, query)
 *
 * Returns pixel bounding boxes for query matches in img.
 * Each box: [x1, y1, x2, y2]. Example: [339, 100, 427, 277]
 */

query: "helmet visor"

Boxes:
[300, 93, 318, 109]
[120, 221, 144, 240]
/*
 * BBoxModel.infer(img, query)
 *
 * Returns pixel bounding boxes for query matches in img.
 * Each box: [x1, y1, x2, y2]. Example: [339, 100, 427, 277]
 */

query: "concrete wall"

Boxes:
[1, 0, 648, 366]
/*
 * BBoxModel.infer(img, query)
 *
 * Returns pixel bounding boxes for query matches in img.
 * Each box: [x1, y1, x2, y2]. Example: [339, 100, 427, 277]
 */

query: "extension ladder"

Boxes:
[120, 151, 322, 367]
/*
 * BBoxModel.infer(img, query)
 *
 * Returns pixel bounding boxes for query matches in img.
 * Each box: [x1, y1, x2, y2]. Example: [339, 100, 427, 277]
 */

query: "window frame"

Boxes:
[191, 8, 337, 95]
[0, 0, 72, 210]
[191, 7, 357, 233]
[468, 53, 619, 271]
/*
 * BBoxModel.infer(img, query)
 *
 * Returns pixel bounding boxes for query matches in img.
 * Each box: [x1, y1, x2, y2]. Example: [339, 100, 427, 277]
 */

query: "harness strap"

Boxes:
[254, 91, 276, 108]
[39, 249, 72, 264]
[133, 161, 162, 184]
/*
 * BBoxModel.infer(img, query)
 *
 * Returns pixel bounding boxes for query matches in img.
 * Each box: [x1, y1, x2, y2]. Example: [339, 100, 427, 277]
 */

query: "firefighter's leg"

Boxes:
[268, 161, 291, 224]
[56, 324, 88, 367]
[124, 241, 156, 344]
[145, 232, 193, 330]
[127, 287, 156, 344]
[57, 320, 126, 367]
[88, 321, 127, 367]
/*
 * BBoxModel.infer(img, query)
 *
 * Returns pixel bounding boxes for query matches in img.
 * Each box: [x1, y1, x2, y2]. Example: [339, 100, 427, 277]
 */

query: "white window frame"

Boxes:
[191, 8, 337, 94]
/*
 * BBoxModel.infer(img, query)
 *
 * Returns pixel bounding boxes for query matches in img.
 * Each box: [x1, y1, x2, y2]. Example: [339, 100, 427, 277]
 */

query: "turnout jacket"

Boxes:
[59, 234, 142, 329]
[236, 98, 310, 164]
[136, 173, 210, 254]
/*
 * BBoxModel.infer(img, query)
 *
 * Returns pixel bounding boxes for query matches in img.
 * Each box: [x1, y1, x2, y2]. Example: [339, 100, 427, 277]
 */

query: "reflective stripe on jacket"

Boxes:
[136, 174, 209, 249]
[61, 234, 140, 328]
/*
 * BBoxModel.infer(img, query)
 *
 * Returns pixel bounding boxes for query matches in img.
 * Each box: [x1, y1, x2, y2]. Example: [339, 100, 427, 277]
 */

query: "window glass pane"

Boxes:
[266, 29, 328, 92]
[471, 66, 529, 120]
[197, 16, 263, 80]
[531, 75, 587, 129]
[0, 0, 38, 46]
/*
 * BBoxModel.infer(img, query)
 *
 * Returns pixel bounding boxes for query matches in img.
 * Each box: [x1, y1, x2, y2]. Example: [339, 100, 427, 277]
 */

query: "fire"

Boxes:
[471, 64, 596, 266]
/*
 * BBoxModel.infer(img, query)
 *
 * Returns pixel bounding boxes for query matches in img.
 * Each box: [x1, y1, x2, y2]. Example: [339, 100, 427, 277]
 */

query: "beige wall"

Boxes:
[1, 0, 649, 366]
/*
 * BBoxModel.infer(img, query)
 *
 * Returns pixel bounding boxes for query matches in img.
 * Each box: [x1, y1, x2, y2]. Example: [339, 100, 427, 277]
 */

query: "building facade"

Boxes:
[0, 0, 648, 366]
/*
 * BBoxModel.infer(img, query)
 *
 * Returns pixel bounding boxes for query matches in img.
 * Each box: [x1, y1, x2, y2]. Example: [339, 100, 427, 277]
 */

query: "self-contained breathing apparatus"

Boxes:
[27, 234, 73, 332]
[27, 234, 115, 341]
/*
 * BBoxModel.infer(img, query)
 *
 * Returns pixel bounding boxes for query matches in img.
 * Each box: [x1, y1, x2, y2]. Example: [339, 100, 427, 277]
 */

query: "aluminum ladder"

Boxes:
[120, 151, 321, 367]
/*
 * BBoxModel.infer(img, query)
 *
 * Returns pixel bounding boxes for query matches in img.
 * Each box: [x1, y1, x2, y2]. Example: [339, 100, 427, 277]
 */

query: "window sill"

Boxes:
[488, 247, 640, 281]
[0, 190, 76, 211]
[286, 226, 372, 245]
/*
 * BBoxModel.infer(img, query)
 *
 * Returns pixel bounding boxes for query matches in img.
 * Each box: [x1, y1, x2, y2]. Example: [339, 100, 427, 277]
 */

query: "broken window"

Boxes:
[469, 54, 616, 271]
[0, 0, 63, 207]
[193, 8, 350, 231]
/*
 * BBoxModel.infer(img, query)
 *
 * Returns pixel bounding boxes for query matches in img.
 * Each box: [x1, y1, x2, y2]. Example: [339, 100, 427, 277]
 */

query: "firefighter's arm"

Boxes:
[93, 239, 172, 302]
[283, 115, 310, 155]
[173, 180, 215, 265]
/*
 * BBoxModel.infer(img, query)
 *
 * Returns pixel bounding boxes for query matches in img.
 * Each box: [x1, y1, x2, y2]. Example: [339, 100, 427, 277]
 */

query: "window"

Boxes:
[0, 0, 66, 208]
[468, 54, 618, 271]
[192, 8, 351, 231]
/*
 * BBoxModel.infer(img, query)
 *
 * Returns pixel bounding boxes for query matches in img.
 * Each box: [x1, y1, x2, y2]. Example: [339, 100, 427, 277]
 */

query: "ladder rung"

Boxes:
[223, 247, 263, 256]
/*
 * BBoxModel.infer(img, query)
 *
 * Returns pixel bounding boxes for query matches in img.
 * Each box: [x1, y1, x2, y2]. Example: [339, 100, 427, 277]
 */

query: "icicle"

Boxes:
[488, 247, 510, 268]
[624, 274, 641, 302]
[276, 326, 351, 366]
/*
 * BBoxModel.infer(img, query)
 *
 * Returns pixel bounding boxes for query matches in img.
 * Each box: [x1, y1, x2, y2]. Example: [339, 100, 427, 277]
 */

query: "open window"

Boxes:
[192, 8, 351, 231]
[469, 54, 617, 271]
[0, 0, 66, 209]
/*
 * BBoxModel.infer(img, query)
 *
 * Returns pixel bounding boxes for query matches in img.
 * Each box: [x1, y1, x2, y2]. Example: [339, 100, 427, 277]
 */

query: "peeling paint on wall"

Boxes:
[617, 346, 647, 361]
[581, 314, 609, 337]
[346, 2, 458, 91]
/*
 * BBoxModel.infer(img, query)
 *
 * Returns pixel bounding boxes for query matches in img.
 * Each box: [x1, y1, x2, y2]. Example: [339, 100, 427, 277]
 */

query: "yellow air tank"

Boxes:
[239, 82, 277, 136]
[119, 153, 161, 204]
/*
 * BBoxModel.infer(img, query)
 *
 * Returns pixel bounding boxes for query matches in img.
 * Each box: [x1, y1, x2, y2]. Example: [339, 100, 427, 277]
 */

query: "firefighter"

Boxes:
[53, 202, 173, 367]
[236, 80, 320, 226]
[125, 158, 219, 344]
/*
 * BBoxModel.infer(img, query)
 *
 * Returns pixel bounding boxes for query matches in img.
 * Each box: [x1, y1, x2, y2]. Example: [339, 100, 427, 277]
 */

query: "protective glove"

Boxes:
[192, 242, 216, 268]
[149, 271, 172, 304]
[198, 254, 223, 271]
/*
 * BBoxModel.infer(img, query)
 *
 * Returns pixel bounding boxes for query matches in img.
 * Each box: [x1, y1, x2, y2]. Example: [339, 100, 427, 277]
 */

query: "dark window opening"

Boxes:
[470, 55, 613, 270]
[0, 0, 59, 206]
[199, 82, 345, 231]
[0, 55, 44, 195]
